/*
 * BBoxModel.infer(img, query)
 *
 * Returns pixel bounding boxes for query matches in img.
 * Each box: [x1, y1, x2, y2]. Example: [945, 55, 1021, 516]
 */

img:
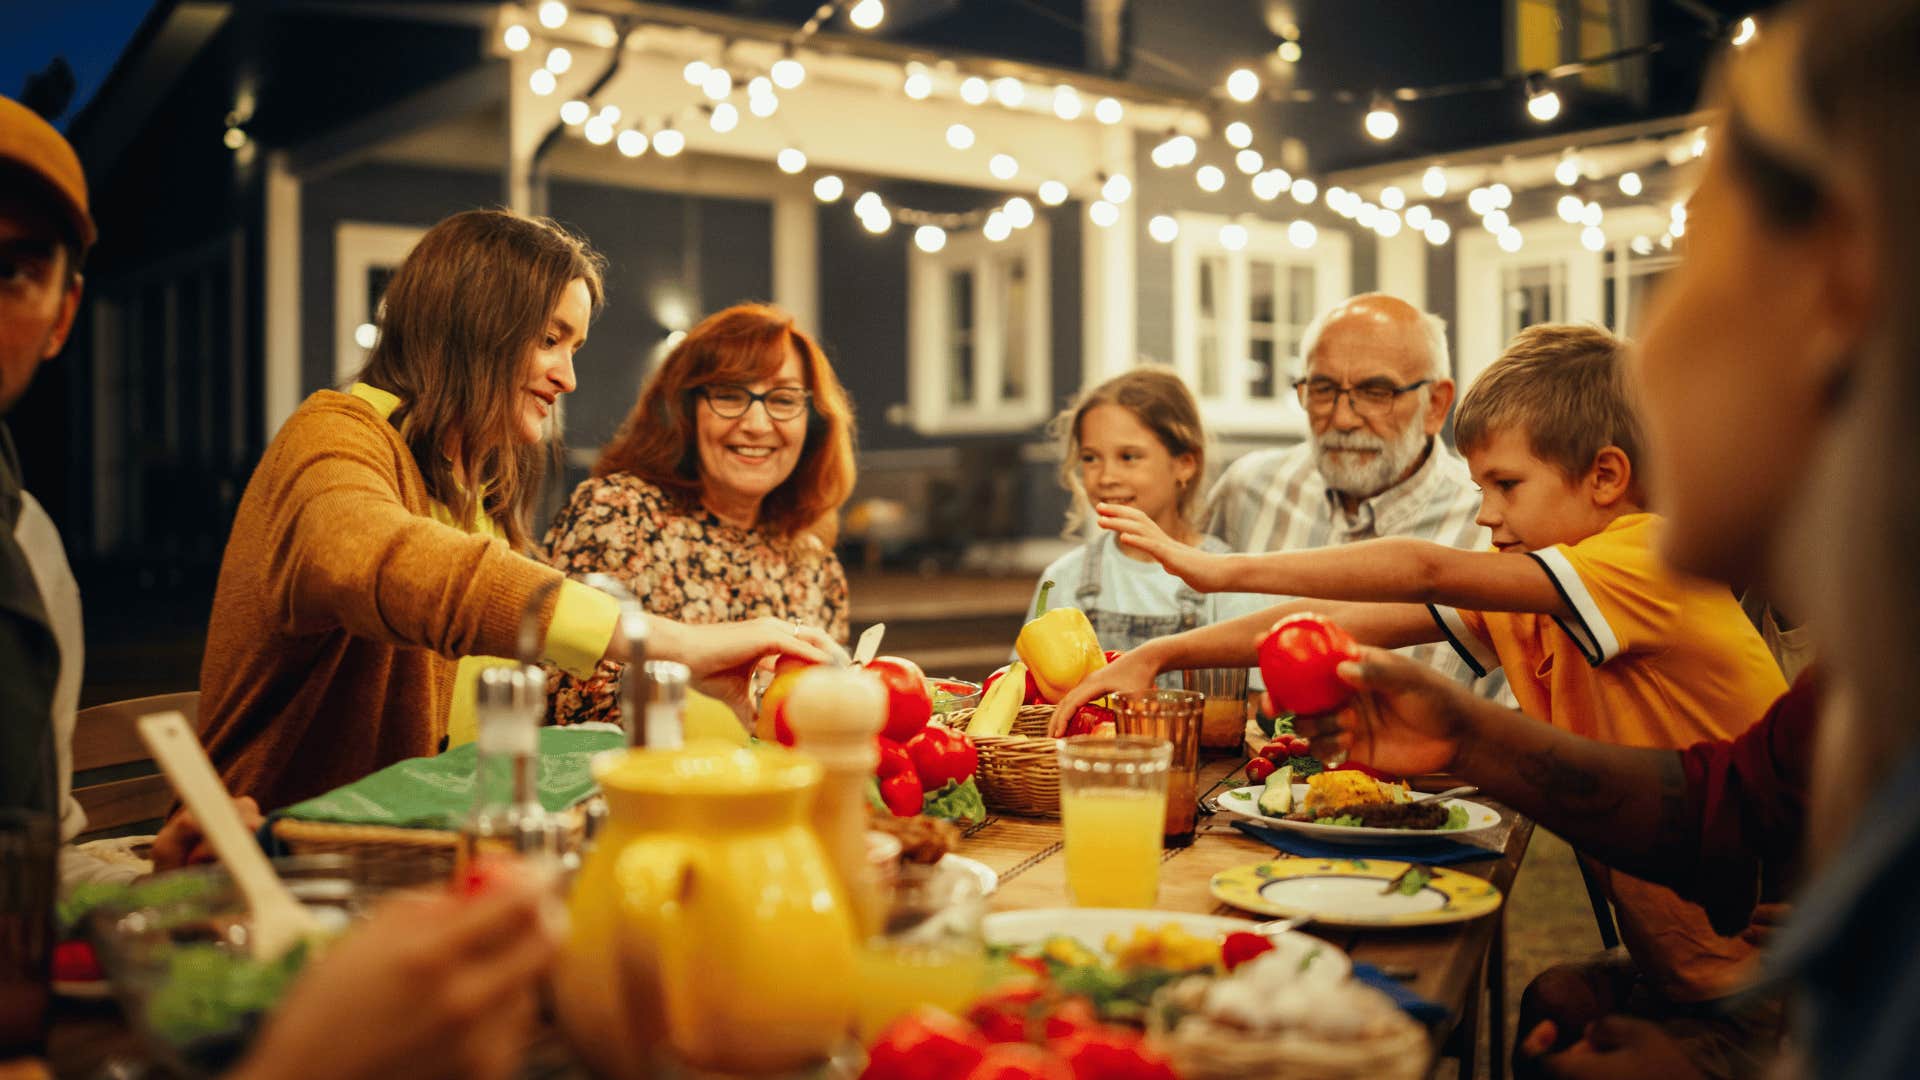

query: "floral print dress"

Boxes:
[541, 473, 850, 726]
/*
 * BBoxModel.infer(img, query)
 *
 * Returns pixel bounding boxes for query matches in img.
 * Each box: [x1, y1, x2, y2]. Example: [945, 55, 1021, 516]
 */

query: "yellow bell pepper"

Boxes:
[1015, 580, 1106, 703]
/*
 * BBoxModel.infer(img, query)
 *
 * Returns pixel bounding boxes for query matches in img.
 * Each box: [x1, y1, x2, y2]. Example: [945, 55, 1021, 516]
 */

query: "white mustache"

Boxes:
[1317, 433, 1388, 452]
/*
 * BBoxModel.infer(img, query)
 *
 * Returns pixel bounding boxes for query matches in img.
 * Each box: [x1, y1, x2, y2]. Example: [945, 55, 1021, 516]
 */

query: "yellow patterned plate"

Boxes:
[1210, 858, 1504, 928]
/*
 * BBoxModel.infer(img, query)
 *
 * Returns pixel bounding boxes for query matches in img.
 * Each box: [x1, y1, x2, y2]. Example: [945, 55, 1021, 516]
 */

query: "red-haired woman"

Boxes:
[543, 303, 857, 725]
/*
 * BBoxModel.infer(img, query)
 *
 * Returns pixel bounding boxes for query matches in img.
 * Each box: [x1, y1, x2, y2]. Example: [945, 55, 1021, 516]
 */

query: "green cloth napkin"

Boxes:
[276, 728, 627, 831]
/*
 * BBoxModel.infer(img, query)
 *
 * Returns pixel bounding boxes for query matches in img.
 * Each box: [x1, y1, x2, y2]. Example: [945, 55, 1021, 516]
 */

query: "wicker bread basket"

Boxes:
[936, 705, 1062, 817]
[272, 803, 594, 885]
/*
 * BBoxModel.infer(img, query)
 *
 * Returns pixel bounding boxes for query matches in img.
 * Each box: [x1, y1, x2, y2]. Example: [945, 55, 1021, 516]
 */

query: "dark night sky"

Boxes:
[1, 0, 156, 128]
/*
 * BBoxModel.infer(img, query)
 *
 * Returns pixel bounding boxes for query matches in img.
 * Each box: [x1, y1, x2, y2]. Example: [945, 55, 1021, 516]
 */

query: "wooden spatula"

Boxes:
[137, 711, 323, 960]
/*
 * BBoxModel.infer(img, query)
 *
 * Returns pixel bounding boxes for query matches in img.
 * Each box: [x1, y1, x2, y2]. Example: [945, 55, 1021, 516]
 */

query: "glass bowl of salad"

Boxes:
[927, 677, 983, 717]
[82, 855, 383, 1077]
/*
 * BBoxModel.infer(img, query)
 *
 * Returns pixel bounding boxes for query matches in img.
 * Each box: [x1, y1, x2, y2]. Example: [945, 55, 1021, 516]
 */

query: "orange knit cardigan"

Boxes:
[198, 390, 568, 810]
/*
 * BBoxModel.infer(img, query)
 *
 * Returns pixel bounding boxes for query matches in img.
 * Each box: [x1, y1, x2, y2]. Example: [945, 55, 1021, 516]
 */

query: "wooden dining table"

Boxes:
[44, 753, 1531, 1079]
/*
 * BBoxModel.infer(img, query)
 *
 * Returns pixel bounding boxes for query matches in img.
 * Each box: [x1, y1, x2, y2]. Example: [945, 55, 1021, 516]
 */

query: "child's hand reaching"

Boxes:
[1096, 503, 1230, 592]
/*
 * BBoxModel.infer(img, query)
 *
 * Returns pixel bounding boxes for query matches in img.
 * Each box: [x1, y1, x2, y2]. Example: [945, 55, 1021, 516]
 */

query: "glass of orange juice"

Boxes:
[1057, 736, 1172, 908]
[853, 861, 988, 1039]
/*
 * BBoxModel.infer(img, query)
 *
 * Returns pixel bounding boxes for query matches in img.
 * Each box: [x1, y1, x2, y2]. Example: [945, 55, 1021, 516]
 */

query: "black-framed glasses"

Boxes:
[697, 383, 813, 421]
[1292, 376, 1432, 418]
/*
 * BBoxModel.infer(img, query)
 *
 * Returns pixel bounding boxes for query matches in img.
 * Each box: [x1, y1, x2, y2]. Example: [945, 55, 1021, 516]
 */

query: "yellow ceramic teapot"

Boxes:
[553, 744, 858, 1077]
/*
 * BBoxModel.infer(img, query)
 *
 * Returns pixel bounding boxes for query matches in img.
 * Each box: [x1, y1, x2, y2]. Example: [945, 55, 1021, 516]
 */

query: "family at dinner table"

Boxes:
[5, 0, 1919, 1075]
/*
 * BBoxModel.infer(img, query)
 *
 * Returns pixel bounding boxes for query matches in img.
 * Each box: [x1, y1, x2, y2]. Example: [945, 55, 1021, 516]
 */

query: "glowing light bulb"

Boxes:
[1196, 165, 1225, 192]
[1226, 69, 1260, 103]
[546, 47, 572, 74]
[1149, 215, 1178, 243]
[1219, 222, 1249, 250]
[1037, 181, 1068, 206]
[946, 123, 975, 150]
[1581, 225, 1606, 252]
[1290, 178, 1317, 204]
[1236, 149, 1263, 175]
[1375, 210, 1402, 238]
[354, 323, 377, 350]
[1004, 197, 1035, 229]
[653, 128, 685, 156]
[702, 68, 733, 100]
[1288, 219, 1317, 249]
[1631, 235, 1654, 255]
[684, 60, 711, 86]
[1558, 195, 1584, 223]
[538, 1, 567, 29]
[1498, 227, 1523, 252]
[1527, 84, 1561, 123]
[1380, 186, 1405, 210]
[777, 148, 807, 174]
[1404, 205, 1431, 230]
[771, 58, 805, 89]
[849, 0, 885, 30]
[1422, 165, 1447, 198]
[960, 77, 989, 105]
[584, 116, 614, 145]
[560, 99, 589, 125]
[1251, 170, 1284, 201]
[1581, 201, 1603, 227]
[988, 153, 1018, 180]
[709, 102, 739, 132]
[855, 192, 882, 216]
[1277, 40, 1302, 63]
[1094, 97, 1123, 124]
[914, 225, 947, 253]
[1671, 202, 1688, 225]
[993, 77, 1025, 108]
[617, 129, 648, 157]
[503, 24, 531, 52]
[1089, 200, 1119, 228]
[749, 92, 778, 117]
[598, 104, 621, 125]
[1555, 156, 1581, 186]
[1225, 122, 1253, 149]
[1424, 219, 1451, 245]
[1733, 16, 1758, 47]
[1356, 203, 1379, 229]
[1364, 97, 1398, 140]
[984, 212, 1012, 242]
[903, 66, 933, 100]
[813, 175, 843, 202]
[1467, 187, 1493, 216]
[1101, 174, 1131, 204]
[749, 76, 773, 99]
[1053, 85, 1082, 120]
[529, 69, 557, 96]
[1490, 183, 1512, 209]
[861, 207, 892, 234]
[1618, 171, 1643, 197]
[1483, 209, 1509, 233]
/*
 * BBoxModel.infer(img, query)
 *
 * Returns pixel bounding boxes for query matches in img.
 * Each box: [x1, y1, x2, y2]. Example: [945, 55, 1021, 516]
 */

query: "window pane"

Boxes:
[950, 269, 975, 406]
[1515, 0, 1560, 71]
[1001, 257, 1029, 402]
[1198, 325, 1221, 399]
[1198, 256, 1221, 319]
[1500, 264, 1564, 340]
[1247, 336, 1276, 401]
[1248, 260, 1275, 327]
[1579, 0, 1619, 90]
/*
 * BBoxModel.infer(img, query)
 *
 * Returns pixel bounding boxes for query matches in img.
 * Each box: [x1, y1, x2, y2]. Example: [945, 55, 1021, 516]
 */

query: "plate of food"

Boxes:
[983, 909, 1349, 1023]
[1217, 768, 1500, 844]
[1210, 858, 1504, 928]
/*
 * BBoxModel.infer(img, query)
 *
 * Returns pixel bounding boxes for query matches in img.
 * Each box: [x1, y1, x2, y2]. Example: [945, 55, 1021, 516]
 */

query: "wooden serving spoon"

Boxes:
[138, 711, 323, 960]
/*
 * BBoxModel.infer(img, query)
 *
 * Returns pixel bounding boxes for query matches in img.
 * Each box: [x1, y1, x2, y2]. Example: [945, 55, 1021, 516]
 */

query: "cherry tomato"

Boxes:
[1257, 614, 1360, 716]
[965, 984, 1046, 1044]
[906, 725, 979, 789]
[870, 656, 936, 743]
[1244, 757, 1276, 784]
[1055, 1027, 1178, 1080]
[862, 1007, 989, 1080]
[876, 737, 915, 780]
[1258, 740, 1290, 763]
[52, 940, 103, 982]
[962, 1044, 1074, 1080]
[1221, 931, 1277, 972]
[879, 771, 925, 817]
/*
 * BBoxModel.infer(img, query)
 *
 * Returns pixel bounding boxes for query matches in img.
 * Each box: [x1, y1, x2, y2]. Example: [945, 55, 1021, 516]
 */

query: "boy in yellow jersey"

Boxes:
[1064, 324, 1787, 1074]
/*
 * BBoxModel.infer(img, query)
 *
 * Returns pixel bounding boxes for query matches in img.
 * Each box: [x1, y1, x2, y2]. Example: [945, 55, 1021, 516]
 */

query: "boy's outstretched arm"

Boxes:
[1047, 597, 1440, 734]
[1098, 503, 1573, 618]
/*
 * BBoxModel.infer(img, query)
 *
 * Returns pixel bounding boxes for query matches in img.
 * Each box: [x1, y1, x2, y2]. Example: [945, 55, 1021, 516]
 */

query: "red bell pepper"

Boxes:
[1257, 613, 1360, 716]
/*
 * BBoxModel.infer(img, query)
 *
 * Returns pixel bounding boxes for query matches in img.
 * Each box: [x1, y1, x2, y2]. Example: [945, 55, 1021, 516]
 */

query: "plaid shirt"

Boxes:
[1202, 437, 1509, 698]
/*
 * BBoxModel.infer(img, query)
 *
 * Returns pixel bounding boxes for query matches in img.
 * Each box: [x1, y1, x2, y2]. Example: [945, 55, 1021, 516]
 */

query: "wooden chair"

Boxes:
[71, 690, 195, 841]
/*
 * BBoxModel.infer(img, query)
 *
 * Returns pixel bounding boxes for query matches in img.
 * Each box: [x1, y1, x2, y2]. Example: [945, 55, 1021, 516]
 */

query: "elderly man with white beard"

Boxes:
[1202, 293, 1505, 696]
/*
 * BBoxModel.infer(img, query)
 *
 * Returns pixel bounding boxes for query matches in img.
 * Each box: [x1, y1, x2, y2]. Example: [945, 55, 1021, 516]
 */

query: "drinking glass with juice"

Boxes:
[853, 861, 987, 1039]
[1057, 736, 1172, 908]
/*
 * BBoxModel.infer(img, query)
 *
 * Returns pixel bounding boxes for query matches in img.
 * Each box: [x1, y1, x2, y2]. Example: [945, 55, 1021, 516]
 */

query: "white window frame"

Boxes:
[1171, 211, 1349, 436]
[333, 222, 426, 385]
[907, 219, 1052, 434]
[1455, 206, 1668, 387]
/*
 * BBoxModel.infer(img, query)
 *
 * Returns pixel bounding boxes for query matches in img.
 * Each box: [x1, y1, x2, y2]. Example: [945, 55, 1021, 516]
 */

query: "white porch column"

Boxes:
[772, 191, 819, 332]
[505, 50, 540, 213]
[264, 150, 301, 438]
[1081, 124, 1135, 389]
[1375, 230, 1427, 313]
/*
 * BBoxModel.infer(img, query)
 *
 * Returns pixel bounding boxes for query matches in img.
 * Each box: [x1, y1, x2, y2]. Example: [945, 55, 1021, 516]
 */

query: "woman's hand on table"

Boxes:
[1048, 645, 1166, 735]
[149, 796, 264, 872]
[1290, 646, 1473, 777]
[229, 862, 558, 1080]
[651, 617, 835, 714]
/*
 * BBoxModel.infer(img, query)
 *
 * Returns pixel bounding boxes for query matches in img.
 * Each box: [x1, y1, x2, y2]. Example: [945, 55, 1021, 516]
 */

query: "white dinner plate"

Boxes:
[1217, 784, 1501, 845]
[982, 907, 1349, 982]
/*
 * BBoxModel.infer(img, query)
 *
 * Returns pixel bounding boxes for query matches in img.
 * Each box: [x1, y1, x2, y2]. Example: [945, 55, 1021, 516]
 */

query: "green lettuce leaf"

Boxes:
[921, 777, 987, 824]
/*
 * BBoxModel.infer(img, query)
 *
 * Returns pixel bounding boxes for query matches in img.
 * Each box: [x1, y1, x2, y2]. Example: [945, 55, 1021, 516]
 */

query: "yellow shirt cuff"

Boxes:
[546, 580, 620, 678]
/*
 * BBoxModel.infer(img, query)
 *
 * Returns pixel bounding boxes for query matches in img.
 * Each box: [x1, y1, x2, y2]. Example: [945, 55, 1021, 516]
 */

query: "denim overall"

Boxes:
[1075, 536, 1203, 691]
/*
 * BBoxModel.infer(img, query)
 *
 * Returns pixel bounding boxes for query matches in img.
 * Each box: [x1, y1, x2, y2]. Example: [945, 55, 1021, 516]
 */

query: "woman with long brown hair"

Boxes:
[543, 302, 856, 726]
[197, 211, 828, 809]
